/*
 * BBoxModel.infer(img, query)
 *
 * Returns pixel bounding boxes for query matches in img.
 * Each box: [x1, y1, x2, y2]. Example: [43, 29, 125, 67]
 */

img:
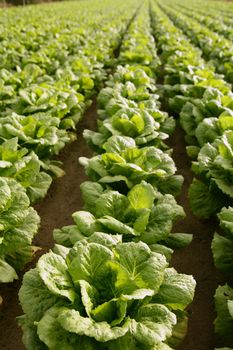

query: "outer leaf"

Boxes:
[53, 225, 85, 247]
[212, 233, 233, 274]
[72, 211, 100, 236]
[58, 308, 131, 342]
[189, 179, 225, 218]
[19, 268, 58, 321]
[109, 242, 167, 295]
[0, 259, 18, 283]
[38, 252, 76, 302]
[37, 306, 96, 350]
[17, 315, 47, 350]
[218, 207, 233, 236]
[215, 284, 233, 341]
[132, 303, 176, 346]
[152, 268, 196, 310]
[80, 181, 103, 212]
[97, 216, 138, 236]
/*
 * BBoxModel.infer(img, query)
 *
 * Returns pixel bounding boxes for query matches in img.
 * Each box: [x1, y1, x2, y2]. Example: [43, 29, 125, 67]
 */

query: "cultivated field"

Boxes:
[0, 1, 233, 349]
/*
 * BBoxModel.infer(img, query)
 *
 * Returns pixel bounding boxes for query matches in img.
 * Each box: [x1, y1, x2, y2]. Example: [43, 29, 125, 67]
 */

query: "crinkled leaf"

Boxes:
[153, 268, 196, 310]
[37, 306, 95, 350]
[212, 233, 233, 274]
[108, 242, 167, 295]
[132, 303, 176, 346]
[53, 225, 85, 247]
[95, 191, 128, 219]
[80, 181, 103, 212]
[38, 252, 76, 302]
[19, 268, 58, 321]
[215, 284, 233, 341]
[103, 135, 136, 153]
[67, 242, 113, 292]
[58, 308, 131, 342]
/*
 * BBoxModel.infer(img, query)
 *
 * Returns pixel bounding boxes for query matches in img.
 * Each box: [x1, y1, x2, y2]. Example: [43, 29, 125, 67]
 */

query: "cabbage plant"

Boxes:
[18, 232, 195, 350]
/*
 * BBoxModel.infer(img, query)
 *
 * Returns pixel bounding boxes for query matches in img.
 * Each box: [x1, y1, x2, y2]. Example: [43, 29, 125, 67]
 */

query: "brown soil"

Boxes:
[0, 100, 97, 350]
[0, 110, 228, 349]
[168, 124, 226, 350]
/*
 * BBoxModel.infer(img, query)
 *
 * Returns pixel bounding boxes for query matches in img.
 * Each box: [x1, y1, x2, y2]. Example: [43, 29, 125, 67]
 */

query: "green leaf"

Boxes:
[107, 333, 138, 350]
[215, 284, 233, 341]
[133, 208, 150, 233]
[141, 194, 185, 244]
[156, 175, 183, 196]
[97, 216, 138, 236]
[27, 172, 52, 203]
[218, 207, 233, 235]
[218, 115, 233, 132]
[91, 298, 127, 326]
[108, 242, 167, 296]
[37, 306, 92, 350]
[165, 233, 193, 249]
[72, 211, 100, 237]
[149, 244, 173, 262]
[58, 308, 131, 342]
[19, 268, 58, 321]
[95, 191, 128, 219]
[168, 310, 188, 348]
[17, 315, 47, 350]
[80, 181, 103, 212]
[0, 259, 18, 283]
[38, 252, 76, 302]
[53, 225, 85, 247]
[0, 177, 11, 211]
[212, 233, 233, 274]
[79, 279, 98, 317]
[131, 303, 176, 346]
[67, 242, 113, 291]
[85, 232, 122, 249]
[128, 181, 156, 210]
[153, 268, 196, 310]
[189, 179, 225, 219]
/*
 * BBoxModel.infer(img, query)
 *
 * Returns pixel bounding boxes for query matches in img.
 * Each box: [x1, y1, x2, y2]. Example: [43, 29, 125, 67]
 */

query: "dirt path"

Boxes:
[0, 100, 97, 350]
[168, 124, 226, 350]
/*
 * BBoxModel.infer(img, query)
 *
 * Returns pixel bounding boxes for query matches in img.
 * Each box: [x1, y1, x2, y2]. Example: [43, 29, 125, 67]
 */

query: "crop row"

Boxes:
[152, 2, 233, 348]
[167, 0, 233, 40]
[0, 0, 138, 293]
[158, 1, 233, 85]
[17, 3, 196, 349]
[1, 0, 233, 348]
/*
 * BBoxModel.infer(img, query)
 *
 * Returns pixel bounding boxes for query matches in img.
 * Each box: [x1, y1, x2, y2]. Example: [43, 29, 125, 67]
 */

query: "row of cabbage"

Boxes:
[157, 1, 233, 85]
[0, 0, 138, 289]
[165, 0, 233, 40]
[17, 3, 196, 349]
[151, 2, 233, 348]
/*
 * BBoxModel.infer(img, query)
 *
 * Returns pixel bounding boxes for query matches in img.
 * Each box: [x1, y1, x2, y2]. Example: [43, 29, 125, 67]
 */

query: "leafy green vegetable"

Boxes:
[0, 177, 40, 283]
[215, 285, 233, 342]
[0, 138, 53, 203]
[18, 232, 195, 349]
[54, 181, 188, 253]
[212, 207, 233, 275]
[80, 136, 181, 193]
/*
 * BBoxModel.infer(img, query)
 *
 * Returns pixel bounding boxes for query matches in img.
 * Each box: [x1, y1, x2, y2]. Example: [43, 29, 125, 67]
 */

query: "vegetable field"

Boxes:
[0, 0, 233, 349]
